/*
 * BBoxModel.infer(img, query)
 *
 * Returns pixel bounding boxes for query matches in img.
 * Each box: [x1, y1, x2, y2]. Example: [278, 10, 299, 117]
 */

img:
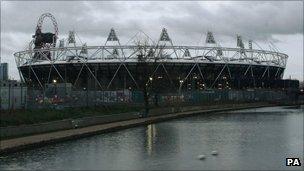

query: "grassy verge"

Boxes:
[2, 100, 297, 127]
[1, 105, 144, 127]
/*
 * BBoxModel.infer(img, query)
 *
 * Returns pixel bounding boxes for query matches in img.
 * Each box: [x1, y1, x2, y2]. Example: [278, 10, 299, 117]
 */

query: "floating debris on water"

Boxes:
[211, 150, 218, 155]
[197, 154, 206, 160]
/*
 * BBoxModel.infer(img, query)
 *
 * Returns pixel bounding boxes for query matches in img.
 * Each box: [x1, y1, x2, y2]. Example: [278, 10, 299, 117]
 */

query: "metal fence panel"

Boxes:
[1, 86, 298, 110]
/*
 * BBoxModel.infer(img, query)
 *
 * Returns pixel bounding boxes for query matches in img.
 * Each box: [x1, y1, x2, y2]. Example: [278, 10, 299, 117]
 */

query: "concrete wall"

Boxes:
[70, 112, 140, 128]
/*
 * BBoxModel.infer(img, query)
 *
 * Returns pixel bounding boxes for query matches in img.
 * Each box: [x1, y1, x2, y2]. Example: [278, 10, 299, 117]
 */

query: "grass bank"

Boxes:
[1, 105, 144, 127]
[2, 100, 300, 127]
[0, 101, 243, 127]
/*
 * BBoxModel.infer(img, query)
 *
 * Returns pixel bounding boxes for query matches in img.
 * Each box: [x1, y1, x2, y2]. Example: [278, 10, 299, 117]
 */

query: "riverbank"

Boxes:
[0, 102, 270, 139]
[0, 102, 299, 155]
[0, 105, 144, 127]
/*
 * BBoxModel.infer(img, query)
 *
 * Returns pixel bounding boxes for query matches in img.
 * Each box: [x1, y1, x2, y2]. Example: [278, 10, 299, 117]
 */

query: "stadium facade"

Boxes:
[14, 13, 298, 93]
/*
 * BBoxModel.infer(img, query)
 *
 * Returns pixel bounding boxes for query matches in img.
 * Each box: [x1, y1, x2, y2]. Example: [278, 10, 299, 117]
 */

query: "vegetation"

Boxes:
[0, 105, 144, 127]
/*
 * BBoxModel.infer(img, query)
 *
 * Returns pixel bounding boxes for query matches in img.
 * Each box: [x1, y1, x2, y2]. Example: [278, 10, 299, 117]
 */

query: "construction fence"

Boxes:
[1, 82, 300, 110]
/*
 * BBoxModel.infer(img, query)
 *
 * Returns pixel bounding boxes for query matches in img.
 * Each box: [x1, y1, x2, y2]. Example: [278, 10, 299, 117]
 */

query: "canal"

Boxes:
[0, 106, 303, 170]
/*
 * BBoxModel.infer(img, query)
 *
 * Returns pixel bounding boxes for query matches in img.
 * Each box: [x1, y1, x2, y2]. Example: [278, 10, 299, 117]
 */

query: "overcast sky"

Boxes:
[1, 1, 303, 81]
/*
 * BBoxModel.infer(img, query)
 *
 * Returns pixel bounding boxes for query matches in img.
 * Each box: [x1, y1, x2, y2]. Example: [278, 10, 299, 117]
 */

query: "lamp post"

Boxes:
[53, 79, 57, 95]
[52, 79, 58, 106]
[178, 80, 184, 95]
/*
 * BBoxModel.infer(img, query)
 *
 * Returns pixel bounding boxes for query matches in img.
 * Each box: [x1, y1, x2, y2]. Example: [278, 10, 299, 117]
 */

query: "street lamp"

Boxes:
[53, 79, 57, 99]
[179, 80, 184, 95]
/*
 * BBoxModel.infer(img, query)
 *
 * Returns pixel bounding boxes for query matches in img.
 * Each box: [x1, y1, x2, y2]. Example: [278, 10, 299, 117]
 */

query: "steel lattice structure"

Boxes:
[14, 13, 289, 92]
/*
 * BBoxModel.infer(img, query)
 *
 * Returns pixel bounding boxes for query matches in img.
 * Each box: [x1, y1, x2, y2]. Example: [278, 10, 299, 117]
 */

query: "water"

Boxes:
[0, 106, 303, 170]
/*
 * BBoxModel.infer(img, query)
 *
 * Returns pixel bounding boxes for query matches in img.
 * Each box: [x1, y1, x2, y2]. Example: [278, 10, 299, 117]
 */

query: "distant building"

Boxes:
[0, 63, 8, 81]
[0, 80, 27, 110]
[0, 63, 27, 110]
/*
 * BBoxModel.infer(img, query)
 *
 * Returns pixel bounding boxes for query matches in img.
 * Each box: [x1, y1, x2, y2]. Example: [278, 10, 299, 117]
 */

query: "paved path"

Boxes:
[0, 104, 274, 154]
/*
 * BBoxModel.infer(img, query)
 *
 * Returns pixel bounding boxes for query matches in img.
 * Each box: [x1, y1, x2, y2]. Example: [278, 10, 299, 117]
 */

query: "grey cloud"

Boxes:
[1, 1, 302, 41]
[156, 1, 303, 42]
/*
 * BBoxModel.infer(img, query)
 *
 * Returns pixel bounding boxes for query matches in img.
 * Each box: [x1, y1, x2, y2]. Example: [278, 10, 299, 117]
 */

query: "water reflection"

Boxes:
[146, 124, 157, 155]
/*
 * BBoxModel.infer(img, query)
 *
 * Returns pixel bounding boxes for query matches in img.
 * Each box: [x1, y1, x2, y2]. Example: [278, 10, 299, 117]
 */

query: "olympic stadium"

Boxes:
[14, 13, 297, 93]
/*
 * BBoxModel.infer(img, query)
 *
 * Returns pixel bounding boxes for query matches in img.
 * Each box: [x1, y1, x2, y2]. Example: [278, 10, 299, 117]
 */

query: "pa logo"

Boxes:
[286, 158, 301, 166]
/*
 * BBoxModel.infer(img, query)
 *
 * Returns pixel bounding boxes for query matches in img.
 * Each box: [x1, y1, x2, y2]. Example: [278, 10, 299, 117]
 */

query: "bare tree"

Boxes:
[133, 38, 157, 117]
